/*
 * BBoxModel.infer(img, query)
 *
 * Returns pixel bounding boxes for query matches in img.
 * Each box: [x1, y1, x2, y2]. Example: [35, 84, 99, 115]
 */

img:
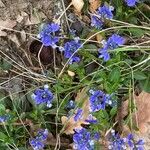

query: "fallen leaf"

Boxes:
[0, 20, 17, 37]
[116, 91, 150, 134]
[16, 11, 28, 23]
[17, 11, 45, 25]
[96, 34, 103, 43]
[134, 91, 150, 133]
[72, 0, 84, 13]
[25, 14, 40, 25]
[61, 88, 91, 134]
[89, 0, 101, 13]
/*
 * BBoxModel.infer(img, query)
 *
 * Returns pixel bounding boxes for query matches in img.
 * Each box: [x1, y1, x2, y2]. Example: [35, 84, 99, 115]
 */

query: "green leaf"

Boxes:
[134, 71, 147, 80]
[129, 28, 145, 37]
[139, 76, 150, 93]
[110, 107, 117, 117]
[0, 104, 5, 112]
[109, 67, 121, 82]
[0, 132, 8, 142]
[83, 44, 98, 50]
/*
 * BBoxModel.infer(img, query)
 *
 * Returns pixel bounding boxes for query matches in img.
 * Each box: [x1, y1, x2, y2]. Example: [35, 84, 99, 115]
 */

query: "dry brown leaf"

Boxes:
[25, 14, 40, 25]
[89, 0, 101, 13]
[0, 20, 17, 37]
[17, 11, 45, 25]
[16, 11, 28, 23]
[134, 91, 150, 133]
[96, 34, 103, 43]
[61, 88, 91, 134]
[117, 91, 150, 134]
[72, 0, 84, 13]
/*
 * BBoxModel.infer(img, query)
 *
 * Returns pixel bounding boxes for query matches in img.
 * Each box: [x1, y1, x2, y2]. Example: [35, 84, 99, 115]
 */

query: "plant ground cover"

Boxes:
[0, 0, 150, 149]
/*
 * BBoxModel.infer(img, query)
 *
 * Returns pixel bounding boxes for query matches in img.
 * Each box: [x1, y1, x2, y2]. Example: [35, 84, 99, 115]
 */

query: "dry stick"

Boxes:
[0, 50, 55, 82]
[55, 2, 72, 24]
[37, 44, 45, 75]
[58, 25, 150, 78]
[0, 25, 39, 40]
[54, 2, 72, 150]
[61, 0, 70, 30]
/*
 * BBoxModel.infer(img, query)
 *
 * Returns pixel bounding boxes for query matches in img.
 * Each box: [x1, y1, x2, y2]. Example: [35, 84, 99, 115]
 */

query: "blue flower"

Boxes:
[99, 47, 110, 61]
[106, 34, 125, 50]
[63, 38, 82, 64]
[73, 128, 95, 150]
[29, 129, 48, 150]
[127, 134, 144, 150]
[108, 131, 145, 150]
[31, 85, 53, 107]
[39, 23, 60, 47]
[99, 34, 125, 61]
[49, 23, 60, 32]
[30, 138, 44, 150]
[0, 115, 8, 123]
[91, 15, 103, 29]
[85, 114, 98, 124]
[89, 90, 106, 112]
[97, 5, 114, 19]
[93, 132, 100, 140]
[74, 108, 83, 122]
[125, 0, 138, 7]
[36, 129, 48, 141]
[108, 130, 127, 150]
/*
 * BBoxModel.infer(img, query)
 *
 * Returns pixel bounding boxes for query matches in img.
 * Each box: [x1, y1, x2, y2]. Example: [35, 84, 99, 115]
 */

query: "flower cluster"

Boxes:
[85, 114, 98, 124]
[99, 34, 125, 61]
[125, 0, 138, 7]
[108, 130, 127, 150]
[91, 4, 114, 29]
[127, 134, 144, 150]
[108, 130, 144, 150]
[74, 108, 83, 122]
[38, 23, 60, 47]
[73, 107, 98, 124]
[63, 38, 82, 64]
[89, 89, 112, 112]
[73, 128, 99, 150]
[29, 129, 48, 150]
[97, 5, 114, 19]
[31, 85, 53, 107]
[91, 15, 103, 29]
